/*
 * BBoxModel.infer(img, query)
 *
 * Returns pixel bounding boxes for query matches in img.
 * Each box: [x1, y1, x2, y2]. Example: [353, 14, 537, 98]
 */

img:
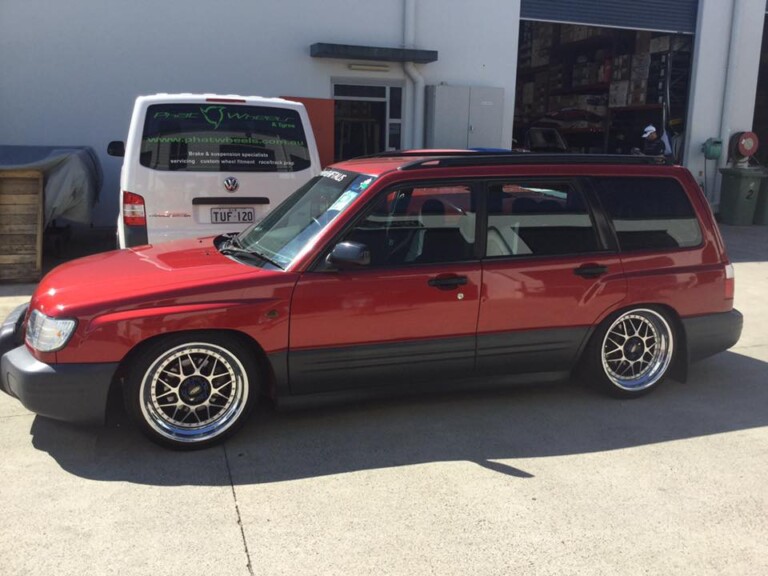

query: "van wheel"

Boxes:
[124, 333, 257, 449]
[588, 308, 675, 398]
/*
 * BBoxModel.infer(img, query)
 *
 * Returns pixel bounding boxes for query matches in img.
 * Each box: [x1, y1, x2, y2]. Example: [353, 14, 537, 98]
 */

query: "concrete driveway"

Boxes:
[1, 225, 766, 576]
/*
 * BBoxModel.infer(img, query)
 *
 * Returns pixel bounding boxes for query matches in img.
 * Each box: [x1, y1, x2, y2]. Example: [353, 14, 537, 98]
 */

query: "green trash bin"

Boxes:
[754, 169, 768, 225]
[718, 167, 764, 225]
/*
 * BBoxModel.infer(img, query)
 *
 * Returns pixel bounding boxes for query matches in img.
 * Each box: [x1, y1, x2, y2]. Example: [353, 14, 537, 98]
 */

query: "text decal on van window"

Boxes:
[152, 107, 298, 131]
[141, 104, 310, 173]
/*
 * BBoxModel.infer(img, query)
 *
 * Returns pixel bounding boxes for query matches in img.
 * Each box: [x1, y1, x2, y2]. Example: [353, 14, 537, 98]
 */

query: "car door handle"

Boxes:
[428, 275, 468, 290]
[574, 264, 608, 279]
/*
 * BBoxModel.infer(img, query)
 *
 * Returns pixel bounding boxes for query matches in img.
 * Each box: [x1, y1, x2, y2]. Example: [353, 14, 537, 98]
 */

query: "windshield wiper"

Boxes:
[219, 236, 283, 270]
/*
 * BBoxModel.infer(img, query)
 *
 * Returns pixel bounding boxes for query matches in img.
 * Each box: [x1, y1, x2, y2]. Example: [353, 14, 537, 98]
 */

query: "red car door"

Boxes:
[477, 178, 627, 377]
[289, 182, 482, 394]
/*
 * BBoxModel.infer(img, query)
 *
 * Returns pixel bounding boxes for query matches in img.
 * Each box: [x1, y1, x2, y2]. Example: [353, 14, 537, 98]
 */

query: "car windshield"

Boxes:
[235, 169, 375, 269]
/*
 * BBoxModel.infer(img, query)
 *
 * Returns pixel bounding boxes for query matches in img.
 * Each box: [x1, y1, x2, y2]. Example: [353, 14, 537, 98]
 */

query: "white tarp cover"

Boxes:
[0, 146, 102, 226]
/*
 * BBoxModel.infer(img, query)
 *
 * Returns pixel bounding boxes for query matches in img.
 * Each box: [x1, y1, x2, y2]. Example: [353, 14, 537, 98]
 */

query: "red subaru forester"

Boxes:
[0, 153, 743, 449]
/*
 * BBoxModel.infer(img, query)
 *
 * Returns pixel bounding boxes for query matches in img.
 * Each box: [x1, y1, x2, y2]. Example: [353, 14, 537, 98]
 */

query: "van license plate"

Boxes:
[210, 208, 255, 224]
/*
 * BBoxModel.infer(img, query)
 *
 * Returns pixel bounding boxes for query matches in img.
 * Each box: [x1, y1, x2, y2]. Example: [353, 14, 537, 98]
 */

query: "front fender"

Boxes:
[55, 298, 291, 364]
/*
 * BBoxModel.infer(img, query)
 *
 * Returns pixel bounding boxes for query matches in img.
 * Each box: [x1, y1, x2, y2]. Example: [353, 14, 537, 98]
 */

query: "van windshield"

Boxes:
[141, 103, 311, 172]
[234, 170, 375, 269]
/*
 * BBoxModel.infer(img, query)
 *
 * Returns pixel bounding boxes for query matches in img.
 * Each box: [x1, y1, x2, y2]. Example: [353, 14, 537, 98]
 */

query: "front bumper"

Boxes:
[1, 345, 118, 424]
[683, 309, 743, 363]
[0, 303, 28, 357]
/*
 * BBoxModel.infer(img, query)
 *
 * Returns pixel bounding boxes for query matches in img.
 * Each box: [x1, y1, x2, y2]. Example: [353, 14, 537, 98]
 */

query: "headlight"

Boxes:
[25, 310, 77, 352]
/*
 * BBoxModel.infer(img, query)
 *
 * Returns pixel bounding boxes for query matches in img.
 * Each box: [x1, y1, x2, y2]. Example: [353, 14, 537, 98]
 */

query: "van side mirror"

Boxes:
[327, 241, 371, 268]
[108, 141, 125, 157]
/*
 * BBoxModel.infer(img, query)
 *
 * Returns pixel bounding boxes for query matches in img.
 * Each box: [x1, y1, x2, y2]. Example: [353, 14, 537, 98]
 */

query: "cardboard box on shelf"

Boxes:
[630, 79, 647, 94]
[649, 35, 670, 53]
[522, 82, 535, 105]
[609, 80, 629, 108]
[531, 47, 550, 68]
[534, 23, 554, 47]
[598, 58, 613, 84]
[635, 31, 652, 54]
[628, 89, 646, 106]
[612, 55, 631, 81]
[631, 53, 650, 82]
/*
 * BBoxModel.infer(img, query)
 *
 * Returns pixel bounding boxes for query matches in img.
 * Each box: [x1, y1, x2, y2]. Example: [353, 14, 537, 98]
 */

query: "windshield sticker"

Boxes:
[321, 170, 348, 183]
[329, 190, 360, 211]
[355, 178, 373, 191]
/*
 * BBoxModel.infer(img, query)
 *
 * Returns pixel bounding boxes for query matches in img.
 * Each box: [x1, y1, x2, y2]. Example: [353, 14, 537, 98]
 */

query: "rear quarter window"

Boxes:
[594, 177, 702, 251]
[140, 103, 311, 173]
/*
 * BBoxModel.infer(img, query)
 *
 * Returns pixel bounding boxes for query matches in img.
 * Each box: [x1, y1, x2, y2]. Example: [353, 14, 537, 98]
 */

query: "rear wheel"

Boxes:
[588, 308, 675, 397]
[125, 333, 257, 449]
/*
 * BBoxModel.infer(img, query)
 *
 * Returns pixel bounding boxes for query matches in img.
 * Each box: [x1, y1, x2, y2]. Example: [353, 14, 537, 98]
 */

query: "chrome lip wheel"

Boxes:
[601, 309, 673, 392]
[139, 343, 249, 443]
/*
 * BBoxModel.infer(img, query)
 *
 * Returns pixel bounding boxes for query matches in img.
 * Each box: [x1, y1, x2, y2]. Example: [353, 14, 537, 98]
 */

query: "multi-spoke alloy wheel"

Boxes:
[599, 308, 674, 394]
[126, 334, 257, 449]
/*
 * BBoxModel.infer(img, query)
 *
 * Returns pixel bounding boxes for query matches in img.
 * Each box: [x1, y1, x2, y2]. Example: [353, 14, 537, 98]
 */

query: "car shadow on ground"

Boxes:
[27, 350, 768, 486]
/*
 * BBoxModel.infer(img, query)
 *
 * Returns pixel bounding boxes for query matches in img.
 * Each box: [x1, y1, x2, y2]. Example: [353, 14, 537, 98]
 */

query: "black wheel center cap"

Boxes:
[180, 377, 211, 406]
[625, 337, 644, 361]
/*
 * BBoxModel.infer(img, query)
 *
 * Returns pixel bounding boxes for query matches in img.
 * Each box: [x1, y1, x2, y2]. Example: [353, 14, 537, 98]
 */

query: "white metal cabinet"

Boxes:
[425, 85, 504, 149]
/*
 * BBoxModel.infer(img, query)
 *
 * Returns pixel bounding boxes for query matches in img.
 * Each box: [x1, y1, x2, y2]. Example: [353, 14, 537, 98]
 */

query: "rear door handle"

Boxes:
[574, 264, 608, 279]
[428, 275, 468, 290]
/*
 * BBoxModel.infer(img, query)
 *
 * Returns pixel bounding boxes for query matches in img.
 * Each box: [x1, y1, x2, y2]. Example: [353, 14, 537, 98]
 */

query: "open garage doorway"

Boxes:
[333, 83, 403, 161]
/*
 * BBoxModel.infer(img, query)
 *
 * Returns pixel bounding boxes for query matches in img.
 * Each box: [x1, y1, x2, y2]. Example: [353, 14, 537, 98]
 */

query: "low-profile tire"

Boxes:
[124, 333, 258, 449]
[586, 307, 675, 398]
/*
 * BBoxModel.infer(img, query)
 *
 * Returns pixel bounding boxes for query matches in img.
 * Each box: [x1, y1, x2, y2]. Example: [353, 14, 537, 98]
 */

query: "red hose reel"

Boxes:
[729, 131, 759, 163]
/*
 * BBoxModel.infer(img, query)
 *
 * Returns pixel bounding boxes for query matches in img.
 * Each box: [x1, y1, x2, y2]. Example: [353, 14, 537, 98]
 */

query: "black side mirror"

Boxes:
[326, 241, 371, 268]
[107, 141, 125, 157]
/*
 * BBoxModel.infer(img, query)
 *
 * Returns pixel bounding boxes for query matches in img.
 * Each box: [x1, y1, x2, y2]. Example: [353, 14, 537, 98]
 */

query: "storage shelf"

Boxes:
[551, 83, 610, 96]
[610, 104, 663, 112]
[559, 127, 605, 134]
[552, 35, 615, 54]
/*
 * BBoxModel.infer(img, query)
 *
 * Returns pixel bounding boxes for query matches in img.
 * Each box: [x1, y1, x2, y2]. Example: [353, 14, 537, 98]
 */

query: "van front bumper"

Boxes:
[0, 345, 118, 424]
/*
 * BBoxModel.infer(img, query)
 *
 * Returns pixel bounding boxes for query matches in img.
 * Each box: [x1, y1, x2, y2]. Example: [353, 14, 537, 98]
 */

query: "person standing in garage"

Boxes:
[642, 125, 666, 156]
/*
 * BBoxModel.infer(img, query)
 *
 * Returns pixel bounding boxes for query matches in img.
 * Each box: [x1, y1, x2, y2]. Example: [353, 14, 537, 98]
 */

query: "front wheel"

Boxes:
[125, 333, 258, 449]
[588, 308, 675, 398]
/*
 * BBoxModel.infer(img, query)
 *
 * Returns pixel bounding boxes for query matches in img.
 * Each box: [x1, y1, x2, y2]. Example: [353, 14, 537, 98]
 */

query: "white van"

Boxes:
[108, 93, 321, 248]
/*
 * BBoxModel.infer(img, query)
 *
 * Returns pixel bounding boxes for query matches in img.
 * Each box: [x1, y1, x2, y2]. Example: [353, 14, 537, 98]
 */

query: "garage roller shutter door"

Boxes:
[521, 0, 699, 34]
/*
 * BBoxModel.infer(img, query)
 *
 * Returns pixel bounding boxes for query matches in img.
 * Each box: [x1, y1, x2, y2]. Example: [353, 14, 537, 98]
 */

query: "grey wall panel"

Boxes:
[521, 0, 699, 34]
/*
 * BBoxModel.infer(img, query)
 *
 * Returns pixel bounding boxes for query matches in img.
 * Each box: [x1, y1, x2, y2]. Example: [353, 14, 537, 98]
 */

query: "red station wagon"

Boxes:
[0, 153, 743, 449]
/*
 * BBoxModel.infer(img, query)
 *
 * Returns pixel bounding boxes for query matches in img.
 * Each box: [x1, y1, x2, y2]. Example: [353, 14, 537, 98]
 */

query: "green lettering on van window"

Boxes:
[153, 112, 199, 120]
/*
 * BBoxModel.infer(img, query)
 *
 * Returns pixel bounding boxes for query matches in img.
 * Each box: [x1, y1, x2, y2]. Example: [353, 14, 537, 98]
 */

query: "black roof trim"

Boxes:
[397, 153, 668, 171]
[357, 150, 510, 160]
[310, 43, 438, 64]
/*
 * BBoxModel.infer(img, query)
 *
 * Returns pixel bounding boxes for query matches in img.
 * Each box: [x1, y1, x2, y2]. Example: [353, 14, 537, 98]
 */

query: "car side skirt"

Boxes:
[282, 327, 589, 397]
[476, 327, 589, 376]
[288, 335, 476, 395]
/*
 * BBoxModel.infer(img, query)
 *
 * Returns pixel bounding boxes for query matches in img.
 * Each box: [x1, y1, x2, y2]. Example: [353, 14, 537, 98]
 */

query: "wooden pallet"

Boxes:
[0, 170, 44, 283]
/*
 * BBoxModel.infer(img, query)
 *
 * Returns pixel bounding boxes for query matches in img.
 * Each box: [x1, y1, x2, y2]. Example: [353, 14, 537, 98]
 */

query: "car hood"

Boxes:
[32, 237, 276, 316]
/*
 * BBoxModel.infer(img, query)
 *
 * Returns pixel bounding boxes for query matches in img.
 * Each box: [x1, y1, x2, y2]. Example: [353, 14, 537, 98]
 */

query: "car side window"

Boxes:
[485, 180, 599, 258]
[593, 177, 703, 251]
[343, 184, 476, 266]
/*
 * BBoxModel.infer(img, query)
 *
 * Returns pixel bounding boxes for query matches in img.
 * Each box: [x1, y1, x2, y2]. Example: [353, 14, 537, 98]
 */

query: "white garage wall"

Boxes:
[684, 0, 766, 206]
[0, 0, 520, 227]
